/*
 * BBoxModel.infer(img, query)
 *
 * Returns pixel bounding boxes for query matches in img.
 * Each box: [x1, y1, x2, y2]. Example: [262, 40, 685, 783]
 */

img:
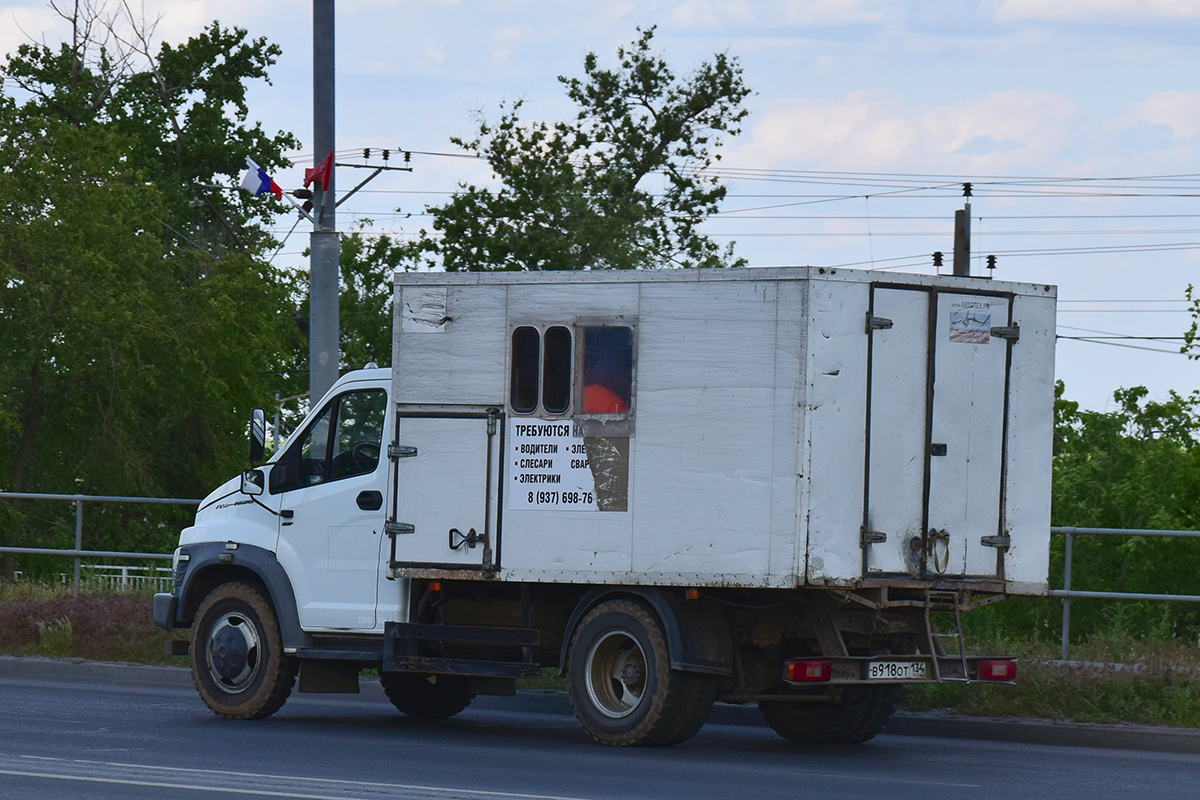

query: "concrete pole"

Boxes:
[309, 0, 339, 404]
[952, 201, 971, 277]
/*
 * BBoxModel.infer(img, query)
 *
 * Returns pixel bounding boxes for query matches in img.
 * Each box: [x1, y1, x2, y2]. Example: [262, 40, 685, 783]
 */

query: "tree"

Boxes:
[0, 4, 299, 579]
[978, 381, 1200, 645]
[4, 2, 297, 254]
[408, 26, 750, 272]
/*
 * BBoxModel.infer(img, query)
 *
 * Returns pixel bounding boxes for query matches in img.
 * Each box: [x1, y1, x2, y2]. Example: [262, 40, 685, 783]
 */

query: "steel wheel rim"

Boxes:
[585, 629, 647, 719]
[207, 611, 261, 693]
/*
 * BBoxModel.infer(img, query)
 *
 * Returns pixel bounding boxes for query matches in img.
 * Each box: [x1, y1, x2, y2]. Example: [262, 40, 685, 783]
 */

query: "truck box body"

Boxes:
[390, 267, 1055, 595]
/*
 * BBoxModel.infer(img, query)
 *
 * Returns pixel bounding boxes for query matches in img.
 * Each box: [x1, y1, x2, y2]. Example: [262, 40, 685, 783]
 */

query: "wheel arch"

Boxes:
[558, 587, 731, 677]
[174, 541, 311, 651]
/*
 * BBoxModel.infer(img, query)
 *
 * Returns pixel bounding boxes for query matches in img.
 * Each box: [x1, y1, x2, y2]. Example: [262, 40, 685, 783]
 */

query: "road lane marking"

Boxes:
[1, 754, 598, 800]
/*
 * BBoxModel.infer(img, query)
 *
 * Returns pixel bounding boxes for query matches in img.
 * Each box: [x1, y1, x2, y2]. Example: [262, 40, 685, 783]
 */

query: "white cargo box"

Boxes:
[389, 267, 1055, 596]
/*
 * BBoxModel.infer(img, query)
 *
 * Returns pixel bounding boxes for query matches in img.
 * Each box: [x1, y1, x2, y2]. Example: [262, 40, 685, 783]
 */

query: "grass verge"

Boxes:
[0, 582, 186, 665]
[903, 632, 1200, 727]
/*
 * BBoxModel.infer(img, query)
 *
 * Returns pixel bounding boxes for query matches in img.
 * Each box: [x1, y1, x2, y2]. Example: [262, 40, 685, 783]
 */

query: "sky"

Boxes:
[3, 0, 1200, 412]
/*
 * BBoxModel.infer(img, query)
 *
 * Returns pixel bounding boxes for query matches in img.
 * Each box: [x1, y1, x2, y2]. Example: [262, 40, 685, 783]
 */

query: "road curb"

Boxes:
[3, 656, 1198, 754]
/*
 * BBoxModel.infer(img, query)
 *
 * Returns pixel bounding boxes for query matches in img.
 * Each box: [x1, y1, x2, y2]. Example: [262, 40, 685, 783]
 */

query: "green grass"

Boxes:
[903, 630, 1200, 727]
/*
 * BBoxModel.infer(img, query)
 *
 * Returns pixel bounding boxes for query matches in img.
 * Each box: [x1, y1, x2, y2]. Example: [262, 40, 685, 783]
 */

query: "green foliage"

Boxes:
[408, 27, 750, 271]
[0, 5, 299, 575]
[4, 5, 298, 253]
[978, 380, 1200, 647]
[35, 616, 74, 657]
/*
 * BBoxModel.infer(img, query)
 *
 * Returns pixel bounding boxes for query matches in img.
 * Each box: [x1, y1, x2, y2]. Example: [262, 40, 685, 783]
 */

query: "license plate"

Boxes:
[867, 660, 927, 681]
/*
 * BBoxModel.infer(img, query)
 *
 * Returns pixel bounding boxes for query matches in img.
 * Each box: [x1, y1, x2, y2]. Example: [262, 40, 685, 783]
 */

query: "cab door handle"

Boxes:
[357, 490, 383, 511]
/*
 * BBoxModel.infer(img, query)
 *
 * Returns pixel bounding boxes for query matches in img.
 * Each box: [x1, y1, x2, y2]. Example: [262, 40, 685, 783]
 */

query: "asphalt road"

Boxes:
[2, 677, 1199, 800]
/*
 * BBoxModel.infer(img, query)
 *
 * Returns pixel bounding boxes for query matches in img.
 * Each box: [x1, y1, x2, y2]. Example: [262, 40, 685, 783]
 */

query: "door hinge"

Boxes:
[981, 534, 1011, 549]
[866, 313, 894, 332]
[990, 325, 1020, 341]
[862, 528, 887, 545]
[388, 444, 418, 460]
[385, 521, 415, 536]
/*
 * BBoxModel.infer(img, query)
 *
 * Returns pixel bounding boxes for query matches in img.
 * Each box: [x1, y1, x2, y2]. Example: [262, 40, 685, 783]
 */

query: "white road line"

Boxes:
[0, 770, 350, 799]
[2, 755, 597, 800]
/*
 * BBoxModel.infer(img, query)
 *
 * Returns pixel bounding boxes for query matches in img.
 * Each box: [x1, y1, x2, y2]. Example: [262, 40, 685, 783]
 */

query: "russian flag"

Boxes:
[240, 157, 283, 200]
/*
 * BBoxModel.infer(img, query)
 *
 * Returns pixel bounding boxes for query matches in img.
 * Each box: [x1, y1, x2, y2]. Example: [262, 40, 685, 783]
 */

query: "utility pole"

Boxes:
[952, 182, 972, 277]
[309, 0, 339, 403]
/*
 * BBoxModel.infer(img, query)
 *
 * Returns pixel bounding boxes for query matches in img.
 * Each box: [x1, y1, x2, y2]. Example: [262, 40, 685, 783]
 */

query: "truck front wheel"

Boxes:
[567, 599, 717, 747]
[379, 673, 474, 718]
[190, 582, 297, 720]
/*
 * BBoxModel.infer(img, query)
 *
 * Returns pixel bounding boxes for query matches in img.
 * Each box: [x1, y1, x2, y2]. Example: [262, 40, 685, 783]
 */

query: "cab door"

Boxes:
[270, 387, 389, 630]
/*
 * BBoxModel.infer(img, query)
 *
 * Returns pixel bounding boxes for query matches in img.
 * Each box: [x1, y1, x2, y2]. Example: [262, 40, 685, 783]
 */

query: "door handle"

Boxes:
[357, 490, 383, 511]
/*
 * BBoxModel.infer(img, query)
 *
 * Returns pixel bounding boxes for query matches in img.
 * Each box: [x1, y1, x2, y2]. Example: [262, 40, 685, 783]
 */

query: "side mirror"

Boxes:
[241, 468, 265, 496]
[249, 408, 266, 463]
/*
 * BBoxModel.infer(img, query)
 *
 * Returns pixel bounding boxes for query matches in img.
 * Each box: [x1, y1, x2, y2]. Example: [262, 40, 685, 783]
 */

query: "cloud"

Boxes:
[665, 0, 756, 28]
[734, 89, 1075, 171]
[956, 135, 1023, 155]
[996, 0, 1200, 21]
[779, 0, 886, 25]
[1121, 91, 1200, 138]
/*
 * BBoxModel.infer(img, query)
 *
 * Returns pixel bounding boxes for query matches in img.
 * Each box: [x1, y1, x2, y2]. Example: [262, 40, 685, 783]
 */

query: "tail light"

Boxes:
[977, 660, 1017, 681]
[785, 659, 832, 682]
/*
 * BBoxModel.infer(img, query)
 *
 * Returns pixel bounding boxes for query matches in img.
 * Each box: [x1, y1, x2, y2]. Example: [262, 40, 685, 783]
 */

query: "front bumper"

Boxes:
[153, 592, 177, 631]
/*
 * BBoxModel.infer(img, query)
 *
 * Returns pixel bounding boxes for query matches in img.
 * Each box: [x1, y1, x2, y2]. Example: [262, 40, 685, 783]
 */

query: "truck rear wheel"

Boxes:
[190, 581, 297, 720]
[758, 686, 870, 744]
[567, 599, 717, 747]
[842, 685, 900, 743]
[379, 673, 474, 719]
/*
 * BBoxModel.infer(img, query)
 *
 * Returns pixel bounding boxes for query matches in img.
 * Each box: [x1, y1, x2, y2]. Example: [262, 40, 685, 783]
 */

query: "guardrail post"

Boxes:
[73, 499, 83, 597]
[1060, 531, 1073, 661]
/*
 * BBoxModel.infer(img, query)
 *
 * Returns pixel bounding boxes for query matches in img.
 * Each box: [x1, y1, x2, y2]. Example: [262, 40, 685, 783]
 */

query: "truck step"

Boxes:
[384, 621, 539, 647]
[383, 655, 543, 679]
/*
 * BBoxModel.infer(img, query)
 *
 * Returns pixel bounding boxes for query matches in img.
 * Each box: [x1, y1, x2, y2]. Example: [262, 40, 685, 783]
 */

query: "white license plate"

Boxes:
[867, 660, 927, 681]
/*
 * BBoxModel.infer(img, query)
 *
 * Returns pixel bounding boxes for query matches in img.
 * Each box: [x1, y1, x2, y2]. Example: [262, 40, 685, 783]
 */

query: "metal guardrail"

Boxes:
[1049, 525, 1200, 660]
[2, 492, 1197, 656]
[0, 492, 199, 596]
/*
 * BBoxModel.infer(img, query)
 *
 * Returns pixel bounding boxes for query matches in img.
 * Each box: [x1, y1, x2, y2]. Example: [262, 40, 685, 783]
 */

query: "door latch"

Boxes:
[388, 444, 418, 460]
[981, 533, 1011, 549]
[861, 527, 887, 545]
[449, 527, 487, 551]
[866, 313, 894, 332]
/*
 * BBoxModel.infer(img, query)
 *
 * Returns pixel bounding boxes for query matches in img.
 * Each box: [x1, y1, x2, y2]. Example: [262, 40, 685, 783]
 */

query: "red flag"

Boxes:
[304, 150, 334, 189]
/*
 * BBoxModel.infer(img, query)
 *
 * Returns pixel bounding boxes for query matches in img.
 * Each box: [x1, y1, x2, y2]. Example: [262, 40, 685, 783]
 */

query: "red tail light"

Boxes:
[977, 660, 1017, 681]
[785, 659, 832, 682]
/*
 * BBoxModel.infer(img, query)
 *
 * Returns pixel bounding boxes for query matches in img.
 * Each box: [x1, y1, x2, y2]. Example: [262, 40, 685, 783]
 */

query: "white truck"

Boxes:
[154, 266, 1056, 746]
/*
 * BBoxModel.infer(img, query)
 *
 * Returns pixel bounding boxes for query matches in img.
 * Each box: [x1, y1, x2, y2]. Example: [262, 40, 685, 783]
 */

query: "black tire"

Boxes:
[841, 685, 900, 743]
[190, 582, 297, 720]
[758, 686, 870, 745]
[567, 599, 716, 747]
[379, 673, 474, 719]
